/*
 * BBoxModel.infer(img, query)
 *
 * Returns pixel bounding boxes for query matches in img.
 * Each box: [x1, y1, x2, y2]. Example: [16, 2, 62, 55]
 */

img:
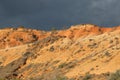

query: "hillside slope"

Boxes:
[0, 24, 120, 80]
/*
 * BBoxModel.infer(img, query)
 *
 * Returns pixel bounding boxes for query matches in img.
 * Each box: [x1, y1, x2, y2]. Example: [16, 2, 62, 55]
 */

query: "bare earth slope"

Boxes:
[0, 24, 120, 80]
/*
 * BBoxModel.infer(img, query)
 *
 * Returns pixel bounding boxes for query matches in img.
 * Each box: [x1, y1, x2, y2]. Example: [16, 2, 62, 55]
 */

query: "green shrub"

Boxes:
[0, 78, 21, 80]
[58, 63, 68, 68]
[82, 73, 92, 80]
[56, 76, 68, 80]
[0, 78, 5, 80]
[108, 70, 120, 80]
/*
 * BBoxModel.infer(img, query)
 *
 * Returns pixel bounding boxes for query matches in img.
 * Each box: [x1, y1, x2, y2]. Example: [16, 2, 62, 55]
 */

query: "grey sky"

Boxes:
[0, 0, 120, 30]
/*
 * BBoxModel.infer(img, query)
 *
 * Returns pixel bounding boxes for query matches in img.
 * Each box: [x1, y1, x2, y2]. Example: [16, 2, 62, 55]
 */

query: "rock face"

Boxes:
[0, 24, 120, 80]
[0, 27, 50, 48]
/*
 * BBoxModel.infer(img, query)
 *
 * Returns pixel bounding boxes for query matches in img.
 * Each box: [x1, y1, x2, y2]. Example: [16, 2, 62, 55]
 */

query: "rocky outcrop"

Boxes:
[0, 24, 120, 80]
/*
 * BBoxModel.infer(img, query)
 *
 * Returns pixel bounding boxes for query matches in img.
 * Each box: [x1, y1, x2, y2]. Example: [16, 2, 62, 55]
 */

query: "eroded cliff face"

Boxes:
[0, 27, 51, 48]
[0, 24, 120, 80]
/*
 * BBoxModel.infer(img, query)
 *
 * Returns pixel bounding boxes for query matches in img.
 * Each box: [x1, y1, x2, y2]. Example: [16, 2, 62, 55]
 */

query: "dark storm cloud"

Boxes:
[90, 0, 120, 26]
[0, 0, 120, 30]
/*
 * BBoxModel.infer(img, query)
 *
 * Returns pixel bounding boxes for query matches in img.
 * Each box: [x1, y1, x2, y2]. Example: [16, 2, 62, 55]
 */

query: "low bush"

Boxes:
[108, 70, 120, 80]
[82, 73, 92, 80]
